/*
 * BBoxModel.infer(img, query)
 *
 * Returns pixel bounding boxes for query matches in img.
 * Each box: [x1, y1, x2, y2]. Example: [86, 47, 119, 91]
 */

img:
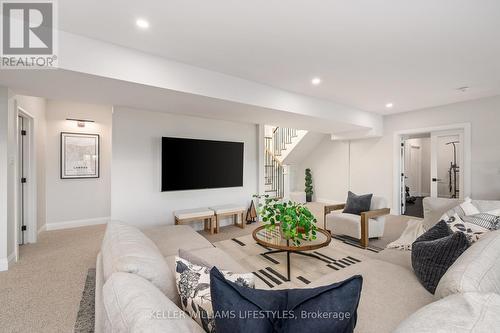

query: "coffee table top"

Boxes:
[252, 225, 331, 251]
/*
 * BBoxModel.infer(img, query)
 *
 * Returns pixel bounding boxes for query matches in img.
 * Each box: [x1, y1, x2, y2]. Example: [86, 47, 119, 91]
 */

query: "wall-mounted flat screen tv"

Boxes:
[161, 137, 244, 191]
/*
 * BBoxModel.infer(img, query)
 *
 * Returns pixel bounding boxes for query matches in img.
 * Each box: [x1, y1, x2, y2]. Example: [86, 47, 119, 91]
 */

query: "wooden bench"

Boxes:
[174, 208, 216, 234]
[209, 204, 247, 233]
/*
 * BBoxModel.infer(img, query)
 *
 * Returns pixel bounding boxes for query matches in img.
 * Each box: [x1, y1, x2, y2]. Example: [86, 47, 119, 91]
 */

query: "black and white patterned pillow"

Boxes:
[175, 257, 254, 333]
[462, 213, 500, 230]
[440, 210, 489, 243]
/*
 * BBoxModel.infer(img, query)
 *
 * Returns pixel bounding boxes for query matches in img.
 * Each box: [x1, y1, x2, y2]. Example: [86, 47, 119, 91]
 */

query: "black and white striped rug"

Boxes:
[214, 234, 365, 289]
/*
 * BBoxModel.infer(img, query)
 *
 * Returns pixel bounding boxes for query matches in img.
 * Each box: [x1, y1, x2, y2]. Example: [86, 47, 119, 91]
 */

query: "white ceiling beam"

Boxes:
[58, 32, 382, 136]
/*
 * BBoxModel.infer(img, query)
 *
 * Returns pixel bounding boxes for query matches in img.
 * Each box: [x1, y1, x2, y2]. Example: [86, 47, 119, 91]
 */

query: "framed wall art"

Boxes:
[60, 132, 100, 179]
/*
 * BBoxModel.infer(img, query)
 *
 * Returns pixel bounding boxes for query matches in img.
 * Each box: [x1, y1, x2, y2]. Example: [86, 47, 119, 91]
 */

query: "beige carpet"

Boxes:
[0, 224, 105, 333]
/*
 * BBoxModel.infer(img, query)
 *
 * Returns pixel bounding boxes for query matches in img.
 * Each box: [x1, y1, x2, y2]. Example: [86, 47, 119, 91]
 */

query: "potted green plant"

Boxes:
[254, 195, 317, 246]
[305, 168, 313, 202]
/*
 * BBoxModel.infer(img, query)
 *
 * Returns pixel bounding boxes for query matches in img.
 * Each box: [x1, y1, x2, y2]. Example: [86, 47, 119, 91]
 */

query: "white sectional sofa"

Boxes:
[96, 199, 500, 333]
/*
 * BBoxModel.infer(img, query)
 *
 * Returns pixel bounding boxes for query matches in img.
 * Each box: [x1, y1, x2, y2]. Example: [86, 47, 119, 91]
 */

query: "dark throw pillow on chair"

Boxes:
[411, 220, 470, 294]
[210, 267, 363, 333]
[343, 191, 373, 215]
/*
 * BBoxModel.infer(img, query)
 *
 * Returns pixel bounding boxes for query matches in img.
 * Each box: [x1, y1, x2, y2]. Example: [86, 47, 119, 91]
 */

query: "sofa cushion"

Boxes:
[422, 197, 462, 230]
[101, 222, 176, 300]
[143, 224, 213, 257]
[176, 257, 254, 332]
[435, 230, 500, 299]
[394, 292, 500, 333]
[210, 267, 362, 333]
[103, 272, 205, 333]
[412, 220, 469, 294]
[309, 259, 433, 333]
[343, 191, 373, 215]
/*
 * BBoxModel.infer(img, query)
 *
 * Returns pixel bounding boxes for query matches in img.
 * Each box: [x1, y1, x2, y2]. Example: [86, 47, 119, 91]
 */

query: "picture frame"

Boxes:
[60, 132, 100, 179]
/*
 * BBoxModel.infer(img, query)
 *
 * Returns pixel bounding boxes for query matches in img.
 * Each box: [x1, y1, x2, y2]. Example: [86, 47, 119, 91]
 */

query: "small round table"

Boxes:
[252, 225, 332, 281]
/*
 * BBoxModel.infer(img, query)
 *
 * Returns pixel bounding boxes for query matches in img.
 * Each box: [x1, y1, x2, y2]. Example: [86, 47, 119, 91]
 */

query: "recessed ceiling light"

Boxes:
[385, 103, 394, 108]
[311, 77, 321, 86]
[136, 19, 150, 29]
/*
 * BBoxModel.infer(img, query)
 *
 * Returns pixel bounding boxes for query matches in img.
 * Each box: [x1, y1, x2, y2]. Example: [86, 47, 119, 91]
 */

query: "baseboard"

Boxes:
[0, 252, 17, 271]
[0, 258, 8, 271]
[45, 217, 110, 231]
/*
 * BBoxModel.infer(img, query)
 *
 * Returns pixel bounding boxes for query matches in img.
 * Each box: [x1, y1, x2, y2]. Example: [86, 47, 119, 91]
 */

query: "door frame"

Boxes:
[393, 123, 471, 215]
[14, 103, 37, 257]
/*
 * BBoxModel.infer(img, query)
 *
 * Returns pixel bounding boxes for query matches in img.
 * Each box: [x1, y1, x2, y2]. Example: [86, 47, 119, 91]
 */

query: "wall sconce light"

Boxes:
[66, 118, 95, 128]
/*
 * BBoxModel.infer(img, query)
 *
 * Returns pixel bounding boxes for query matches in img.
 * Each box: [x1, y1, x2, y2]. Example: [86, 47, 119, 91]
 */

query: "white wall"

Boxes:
[297, 95, 500, 209]
[0, 86, 10, 270]
[293, 138, 350, 203]
[111, 107, 258, 229]
[45, 100, 112, 227]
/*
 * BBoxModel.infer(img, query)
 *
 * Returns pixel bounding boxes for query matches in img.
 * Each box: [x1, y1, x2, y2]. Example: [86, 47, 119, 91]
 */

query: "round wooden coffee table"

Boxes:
[252, 225, 331, 281]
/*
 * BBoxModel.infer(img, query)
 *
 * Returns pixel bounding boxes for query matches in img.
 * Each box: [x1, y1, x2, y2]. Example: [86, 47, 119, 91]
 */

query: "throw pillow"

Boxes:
[460, 197, 480, 216]
[343, 191, 373, 215]
[412, 220, 469, 294]
[175, 257, 254, 333]
[463, 213, 500, 231]
[210, 267, 362, 333]
[442, 212, 488, 243]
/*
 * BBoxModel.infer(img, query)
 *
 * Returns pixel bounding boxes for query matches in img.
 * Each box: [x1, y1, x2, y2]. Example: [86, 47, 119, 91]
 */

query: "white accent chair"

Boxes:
[324, 196, 390, 248]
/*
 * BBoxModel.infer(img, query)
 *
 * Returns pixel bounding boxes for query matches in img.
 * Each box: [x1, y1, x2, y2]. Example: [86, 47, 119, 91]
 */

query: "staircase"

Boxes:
[264, 127, 299, 198]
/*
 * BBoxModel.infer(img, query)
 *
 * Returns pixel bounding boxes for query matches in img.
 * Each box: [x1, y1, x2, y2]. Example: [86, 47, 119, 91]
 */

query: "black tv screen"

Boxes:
[161, 137, 244, 191]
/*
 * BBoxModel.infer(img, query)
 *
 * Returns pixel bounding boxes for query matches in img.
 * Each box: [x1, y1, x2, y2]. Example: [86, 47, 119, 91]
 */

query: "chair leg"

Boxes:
[216, 216, 220, 233]
[360, 216, 369, 248]
[241, 212, 245, 229]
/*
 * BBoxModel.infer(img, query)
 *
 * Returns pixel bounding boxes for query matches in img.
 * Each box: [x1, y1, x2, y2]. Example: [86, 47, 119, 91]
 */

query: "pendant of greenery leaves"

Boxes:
[253, 195, 318, 246]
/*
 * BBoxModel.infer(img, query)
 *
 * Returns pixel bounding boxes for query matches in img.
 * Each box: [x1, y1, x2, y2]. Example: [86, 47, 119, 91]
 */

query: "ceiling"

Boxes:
[53, 1, 500, 114]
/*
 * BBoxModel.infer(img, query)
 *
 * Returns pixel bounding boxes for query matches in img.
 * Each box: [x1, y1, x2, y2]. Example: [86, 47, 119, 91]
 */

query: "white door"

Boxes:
[430, 130, 463, 199]
[404, 140, 422, 197]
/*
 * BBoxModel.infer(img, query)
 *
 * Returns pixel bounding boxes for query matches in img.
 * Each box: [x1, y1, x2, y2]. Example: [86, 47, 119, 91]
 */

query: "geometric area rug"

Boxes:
[213, 234, 365, 289]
